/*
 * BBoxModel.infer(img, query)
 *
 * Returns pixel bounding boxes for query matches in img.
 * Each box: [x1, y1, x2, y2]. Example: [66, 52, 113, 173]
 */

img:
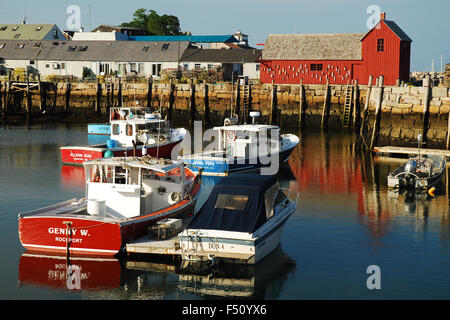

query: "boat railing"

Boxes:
[18, 198, 84, 218]
[279, 187, 299, 205]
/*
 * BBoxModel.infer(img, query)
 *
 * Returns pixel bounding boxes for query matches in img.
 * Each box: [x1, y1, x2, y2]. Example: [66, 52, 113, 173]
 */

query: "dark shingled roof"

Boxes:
[0, 40, 190, 62]
[180, 48, 261, 63]
[381, 20, 412, 42]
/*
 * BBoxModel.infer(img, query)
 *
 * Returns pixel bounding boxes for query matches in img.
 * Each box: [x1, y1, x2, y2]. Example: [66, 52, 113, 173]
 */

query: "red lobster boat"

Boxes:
[61, 107, 186, 165]
[18, 156, 202, 256]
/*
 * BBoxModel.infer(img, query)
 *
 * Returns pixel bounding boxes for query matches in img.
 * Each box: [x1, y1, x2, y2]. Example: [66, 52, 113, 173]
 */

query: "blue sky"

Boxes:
[1, 0, 449, 71]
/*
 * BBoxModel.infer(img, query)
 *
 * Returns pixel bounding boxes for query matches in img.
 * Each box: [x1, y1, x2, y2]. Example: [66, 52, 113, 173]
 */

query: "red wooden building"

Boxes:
[260, 13, 412, 86]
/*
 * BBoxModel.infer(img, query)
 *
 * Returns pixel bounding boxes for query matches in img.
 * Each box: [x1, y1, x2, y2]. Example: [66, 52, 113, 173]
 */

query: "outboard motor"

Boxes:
[404, 160, 417, 175]
[404, 159, 417, 187]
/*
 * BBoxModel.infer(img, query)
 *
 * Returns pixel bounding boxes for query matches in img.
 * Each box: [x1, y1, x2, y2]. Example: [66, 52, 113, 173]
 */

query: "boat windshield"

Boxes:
[214, 194, 249, 211]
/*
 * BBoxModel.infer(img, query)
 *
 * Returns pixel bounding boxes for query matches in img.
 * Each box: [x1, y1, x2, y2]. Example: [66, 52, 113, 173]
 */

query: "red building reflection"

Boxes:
[287, 132, 392, 238]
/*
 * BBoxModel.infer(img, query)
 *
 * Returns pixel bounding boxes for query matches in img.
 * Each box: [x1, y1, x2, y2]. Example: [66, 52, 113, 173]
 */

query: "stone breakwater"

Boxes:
[1, 78, 450, 149]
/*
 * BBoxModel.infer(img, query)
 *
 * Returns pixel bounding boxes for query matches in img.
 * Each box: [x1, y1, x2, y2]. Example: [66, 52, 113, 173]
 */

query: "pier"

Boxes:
[373, 146, 450, 158]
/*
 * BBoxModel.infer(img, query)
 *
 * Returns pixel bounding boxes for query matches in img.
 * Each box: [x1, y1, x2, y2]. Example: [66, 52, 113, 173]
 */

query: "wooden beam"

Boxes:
[422, 74, 431, 145]
[320, 80, 330, 129]
[358, 75, 373, 149]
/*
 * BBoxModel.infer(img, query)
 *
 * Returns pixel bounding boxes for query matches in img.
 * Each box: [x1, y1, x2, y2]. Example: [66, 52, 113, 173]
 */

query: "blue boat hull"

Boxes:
[183, 147, 295, 176]
[88, 123, 110, 135]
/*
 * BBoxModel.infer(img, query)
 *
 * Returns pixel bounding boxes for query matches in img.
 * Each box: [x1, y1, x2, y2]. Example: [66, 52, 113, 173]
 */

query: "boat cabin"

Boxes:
[187, 174, 287, 233]
[213, 124, 281, 158]
[110, 117, 172, 147]
[83, 157, 188, 219]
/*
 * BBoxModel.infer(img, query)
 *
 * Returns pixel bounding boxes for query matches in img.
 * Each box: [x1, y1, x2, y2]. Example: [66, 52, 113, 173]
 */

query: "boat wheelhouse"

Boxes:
[178, 174, 298, 264]
[87, 106, 150, 135]
[181, 118, 299, 176]
[61, 108, 186, 165]
[18, 156, 202, 256]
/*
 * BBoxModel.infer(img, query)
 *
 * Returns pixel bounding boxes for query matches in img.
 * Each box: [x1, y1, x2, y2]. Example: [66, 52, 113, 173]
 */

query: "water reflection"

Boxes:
[18, 252, 122, 291]
[288, 129, 450, 242]
[18, 247, 295, 299]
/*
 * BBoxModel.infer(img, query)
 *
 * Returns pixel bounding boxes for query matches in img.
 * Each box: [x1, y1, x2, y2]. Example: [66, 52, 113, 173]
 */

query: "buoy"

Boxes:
[104, 150, 114, 158]
[428, 187, 436, 197]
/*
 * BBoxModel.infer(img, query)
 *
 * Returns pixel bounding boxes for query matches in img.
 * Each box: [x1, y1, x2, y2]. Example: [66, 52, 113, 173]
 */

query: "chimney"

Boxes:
[22, 17, 27, 24]
[380, 12, 386, 21]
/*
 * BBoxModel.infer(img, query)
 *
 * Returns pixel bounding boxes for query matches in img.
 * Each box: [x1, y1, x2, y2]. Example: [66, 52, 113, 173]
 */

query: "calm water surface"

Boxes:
[1, 124, 450, 299]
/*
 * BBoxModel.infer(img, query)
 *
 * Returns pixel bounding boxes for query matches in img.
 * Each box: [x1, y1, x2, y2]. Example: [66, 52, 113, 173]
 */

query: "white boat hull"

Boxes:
[178, 202, 296, 264]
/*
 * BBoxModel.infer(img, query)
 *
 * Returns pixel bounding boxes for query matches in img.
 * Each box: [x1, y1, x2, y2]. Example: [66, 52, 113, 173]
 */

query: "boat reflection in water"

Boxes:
[60, 165, 86, 190]
[18, 247, 295, 299]
[126, 246, 295, 299]
[176, 246, 295, 298]
[18, 252, 122, 291]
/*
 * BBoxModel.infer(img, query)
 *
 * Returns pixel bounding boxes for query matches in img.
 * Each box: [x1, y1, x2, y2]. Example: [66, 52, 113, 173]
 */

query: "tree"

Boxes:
[121, 9, 181, 35]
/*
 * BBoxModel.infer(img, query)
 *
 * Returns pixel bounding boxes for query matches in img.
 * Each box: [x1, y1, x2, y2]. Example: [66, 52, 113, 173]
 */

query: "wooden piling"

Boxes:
[235, 82, 241, 117]
[118, 78, 123, 107]
[110, 81, 114, 108]
[204, 82, 211, 127]
[422, 74, 431, 145]
[37, 74, 44, 112]
[358, 75, 373, 149]
[298, 79, 305, 129]
[147, 76, 152, 108]
[65, 77, 70, 112]
[320, 80, 330, 129]
[95, 79, 102, 115]
[0, 82, 4, 122]
[446, 110, 450, 150]
[270, 80, 277, 125]
[3, 72, 11, 119]
[189, 79, 195, 126]
[352, 79, 360, 131]
[168, 79, 174, 121]
[25, 69, 31, 124]
[370, 76, 384, 150]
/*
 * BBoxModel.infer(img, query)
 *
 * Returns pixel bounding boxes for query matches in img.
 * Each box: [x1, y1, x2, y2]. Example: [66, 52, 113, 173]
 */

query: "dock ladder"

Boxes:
[342, 83, 353, 128]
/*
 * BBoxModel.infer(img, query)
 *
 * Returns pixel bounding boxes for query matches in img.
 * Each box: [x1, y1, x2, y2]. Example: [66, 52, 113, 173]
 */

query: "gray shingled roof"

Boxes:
[0, 40, 190, 62]
[0, 24, 61, 40]
[180, 48, 261, 63]
[262, 33, 364, 60]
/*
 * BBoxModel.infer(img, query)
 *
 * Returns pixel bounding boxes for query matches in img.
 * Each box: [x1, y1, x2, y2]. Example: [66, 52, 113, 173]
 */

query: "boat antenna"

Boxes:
[417, 133, 422, 160]
[156, 102, 162, 158]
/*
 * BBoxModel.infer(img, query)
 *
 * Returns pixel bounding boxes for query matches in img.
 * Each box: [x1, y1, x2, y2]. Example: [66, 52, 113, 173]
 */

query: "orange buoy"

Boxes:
[428, 187, 436, 197]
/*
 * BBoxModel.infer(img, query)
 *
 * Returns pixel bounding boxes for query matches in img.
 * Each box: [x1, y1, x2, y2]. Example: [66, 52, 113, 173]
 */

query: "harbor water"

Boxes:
[1, 124, 450, 299]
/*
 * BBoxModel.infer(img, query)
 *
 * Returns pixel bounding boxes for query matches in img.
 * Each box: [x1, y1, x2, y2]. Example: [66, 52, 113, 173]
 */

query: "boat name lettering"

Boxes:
[208, 243, 224, 250]
[48, 227, 89, 236]
[192, 160, 215, 167]
[69, 152, 93, 159]
[54, 237, 83, 243]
